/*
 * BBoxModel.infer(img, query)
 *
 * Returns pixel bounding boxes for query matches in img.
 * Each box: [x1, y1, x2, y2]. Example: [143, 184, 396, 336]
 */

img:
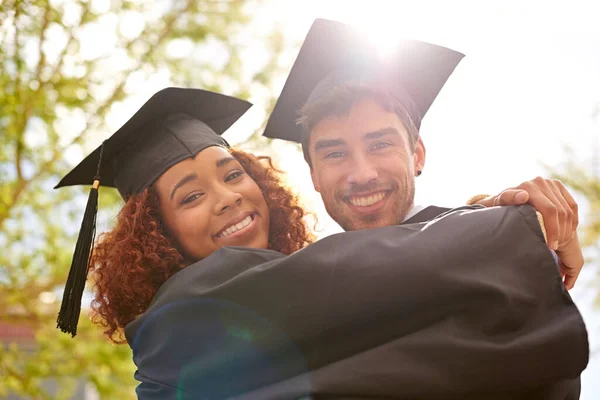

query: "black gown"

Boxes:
[125, 205, 588, 399]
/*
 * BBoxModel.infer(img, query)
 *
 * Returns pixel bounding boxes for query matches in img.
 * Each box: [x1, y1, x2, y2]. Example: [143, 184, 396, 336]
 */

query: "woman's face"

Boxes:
[154, 146, 270, 260]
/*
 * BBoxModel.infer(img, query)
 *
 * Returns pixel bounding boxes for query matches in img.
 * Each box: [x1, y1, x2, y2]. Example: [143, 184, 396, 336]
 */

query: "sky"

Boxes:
[31, 0, 600, 397]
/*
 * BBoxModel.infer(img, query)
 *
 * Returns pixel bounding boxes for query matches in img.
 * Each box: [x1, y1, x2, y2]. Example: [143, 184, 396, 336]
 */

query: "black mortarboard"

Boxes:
[262, 18, 465, 144]
[54, 87, 252, 336]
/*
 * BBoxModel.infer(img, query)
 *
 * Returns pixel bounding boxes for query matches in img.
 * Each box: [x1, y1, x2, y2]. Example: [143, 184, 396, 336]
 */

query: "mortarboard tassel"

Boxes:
[57, 144, 104, 337]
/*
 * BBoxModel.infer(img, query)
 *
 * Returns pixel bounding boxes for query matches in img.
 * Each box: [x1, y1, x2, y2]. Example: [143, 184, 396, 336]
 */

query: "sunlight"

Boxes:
[268, 0, 439, 61]
[352, 19, 406, 58]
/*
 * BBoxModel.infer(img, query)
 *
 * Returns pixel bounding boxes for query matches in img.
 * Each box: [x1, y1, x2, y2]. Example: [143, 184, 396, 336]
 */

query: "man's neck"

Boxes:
[402, 204, 425, 223]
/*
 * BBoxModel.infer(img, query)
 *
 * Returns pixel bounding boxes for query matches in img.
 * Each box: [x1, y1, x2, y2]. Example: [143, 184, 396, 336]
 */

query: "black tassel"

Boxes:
[57, 144, 104, 337]
[56, 181, 99, 336]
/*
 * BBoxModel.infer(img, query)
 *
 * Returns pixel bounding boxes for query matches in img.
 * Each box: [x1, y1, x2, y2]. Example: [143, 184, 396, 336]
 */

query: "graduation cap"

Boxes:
[262, 18, 465, 144]
[54, 87, 252, 336]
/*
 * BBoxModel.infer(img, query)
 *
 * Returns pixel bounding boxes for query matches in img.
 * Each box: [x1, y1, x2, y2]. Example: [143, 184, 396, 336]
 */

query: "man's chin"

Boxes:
[341, 214, 399, 231]
[333, 195, 412, 231]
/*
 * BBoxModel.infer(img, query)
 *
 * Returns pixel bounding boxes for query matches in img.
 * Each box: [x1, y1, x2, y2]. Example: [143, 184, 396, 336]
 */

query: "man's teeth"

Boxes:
[349, 192, 385, 207]
[220, 215, 252, 237]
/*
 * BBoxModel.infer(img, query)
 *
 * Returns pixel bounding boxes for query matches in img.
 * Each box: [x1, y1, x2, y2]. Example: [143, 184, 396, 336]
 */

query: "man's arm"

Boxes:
[127, 205, 588, 399]
[467, 177, 584, 289]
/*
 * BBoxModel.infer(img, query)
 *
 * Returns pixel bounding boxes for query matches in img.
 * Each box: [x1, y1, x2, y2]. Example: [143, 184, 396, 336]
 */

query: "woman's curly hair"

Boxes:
[89, 148, 315, 343]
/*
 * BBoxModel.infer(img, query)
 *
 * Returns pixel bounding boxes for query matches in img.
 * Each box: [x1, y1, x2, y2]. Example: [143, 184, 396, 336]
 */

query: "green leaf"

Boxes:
[1, 0, 285, 397]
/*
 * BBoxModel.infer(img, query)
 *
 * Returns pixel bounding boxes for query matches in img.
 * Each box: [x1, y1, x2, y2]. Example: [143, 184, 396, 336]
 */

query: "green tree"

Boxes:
[0, 0, 285, 398]
[548, 111, 600, 306]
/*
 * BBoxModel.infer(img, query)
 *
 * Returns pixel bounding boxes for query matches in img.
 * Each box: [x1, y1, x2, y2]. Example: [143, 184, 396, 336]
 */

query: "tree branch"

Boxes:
[12, 0, 21, 90]
[2, 362, 53, 400]
[130, 0, 195, 64]
[0, 0, 195, 229]
[17, 0, 92, 137]
[18, 0, 51, 125]
[10, 0, 25, 212]
[0, 1, 50, 227]
[0, 180, 26, 228]
[15, 141, 23, 181]
[12, 2, 51, 187]
[44, 1, 92, 87]
[0, 2, 92, 229]
[34, 0, 51, 82]
[44, 0, 196, 159]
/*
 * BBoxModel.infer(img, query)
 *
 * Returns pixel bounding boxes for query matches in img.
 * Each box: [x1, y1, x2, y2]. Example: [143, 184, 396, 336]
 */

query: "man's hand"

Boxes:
[555, 231, 584, 290]
[473, 177, 578, 251]
[471, 177, 583, 289]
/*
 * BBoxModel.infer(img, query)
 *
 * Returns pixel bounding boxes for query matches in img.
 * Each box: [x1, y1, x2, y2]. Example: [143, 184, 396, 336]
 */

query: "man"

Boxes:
[263, 18, 583, 289]
[261, 18, 587, 399]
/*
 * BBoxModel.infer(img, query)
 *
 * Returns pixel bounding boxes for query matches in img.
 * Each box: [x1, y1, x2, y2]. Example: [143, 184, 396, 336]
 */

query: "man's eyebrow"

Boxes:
[313, 138, 346, 152]
[362, 127, 400, 141]
[170, 172, 198, 200]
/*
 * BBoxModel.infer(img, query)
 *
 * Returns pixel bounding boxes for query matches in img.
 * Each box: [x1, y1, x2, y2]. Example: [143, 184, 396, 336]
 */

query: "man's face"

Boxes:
[308, 98, 426, 231]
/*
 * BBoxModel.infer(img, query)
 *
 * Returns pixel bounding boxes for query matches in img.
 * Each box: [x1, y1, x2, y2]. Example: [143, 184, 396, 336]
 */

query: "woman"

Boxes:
[91, 146, 313, 343]
[56, 87, 587, 400]
[54, 86, 313, 341]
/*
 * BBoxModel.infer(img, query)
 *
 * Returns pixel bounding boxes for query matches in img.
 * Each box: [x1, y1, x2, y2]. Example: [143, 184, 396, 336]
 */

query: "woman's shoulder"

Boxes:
[124, 247, 285, 336]
[158, 247, 284, 303]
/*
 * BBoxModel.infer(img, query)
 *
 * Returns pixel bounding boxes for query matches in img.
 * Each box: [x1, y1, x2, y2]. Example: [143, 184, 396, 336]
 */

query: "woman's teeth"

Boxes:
[219, 215, 252, 237]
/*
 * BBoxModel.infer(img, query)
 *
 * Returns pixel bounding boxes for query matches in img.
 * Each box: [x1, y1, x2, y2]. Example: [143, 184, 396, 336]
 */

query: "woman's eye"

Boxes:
[182, 193, 203, 205]
[225, 170, 244, 182]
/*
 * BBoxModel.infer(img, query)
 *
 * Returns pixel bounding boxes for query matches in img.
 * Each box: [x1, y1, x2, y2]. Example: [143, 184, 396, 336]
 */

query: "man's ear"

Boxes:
[310, 168, 321, 193]
[414, 136, 426, 175]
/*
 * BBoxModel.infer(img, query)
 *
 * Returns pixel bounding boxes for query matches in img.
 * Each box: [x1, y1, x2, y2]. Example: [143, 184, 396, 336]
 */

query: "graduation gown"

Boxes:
[125, 205, 588, 399]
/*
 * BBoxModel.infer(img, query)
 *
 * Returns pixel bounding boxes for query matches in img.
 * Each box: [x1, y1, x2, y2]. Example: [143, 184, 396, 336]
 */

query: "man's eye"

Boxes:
[370, 142, 391, 151]
[325, 151, 345, 159]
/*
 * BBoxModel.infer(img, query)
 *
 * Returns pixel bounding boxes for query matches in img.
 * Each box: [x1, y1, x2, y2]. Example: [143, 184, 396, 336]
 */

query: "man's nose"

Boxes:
[347, 154, 378, 186]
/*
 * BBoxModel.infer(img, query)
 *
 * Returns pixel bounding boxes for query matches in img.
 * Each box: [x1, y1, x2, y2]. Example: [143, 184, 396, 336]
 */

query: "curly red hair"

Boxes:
[89, 149, 315, 343]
